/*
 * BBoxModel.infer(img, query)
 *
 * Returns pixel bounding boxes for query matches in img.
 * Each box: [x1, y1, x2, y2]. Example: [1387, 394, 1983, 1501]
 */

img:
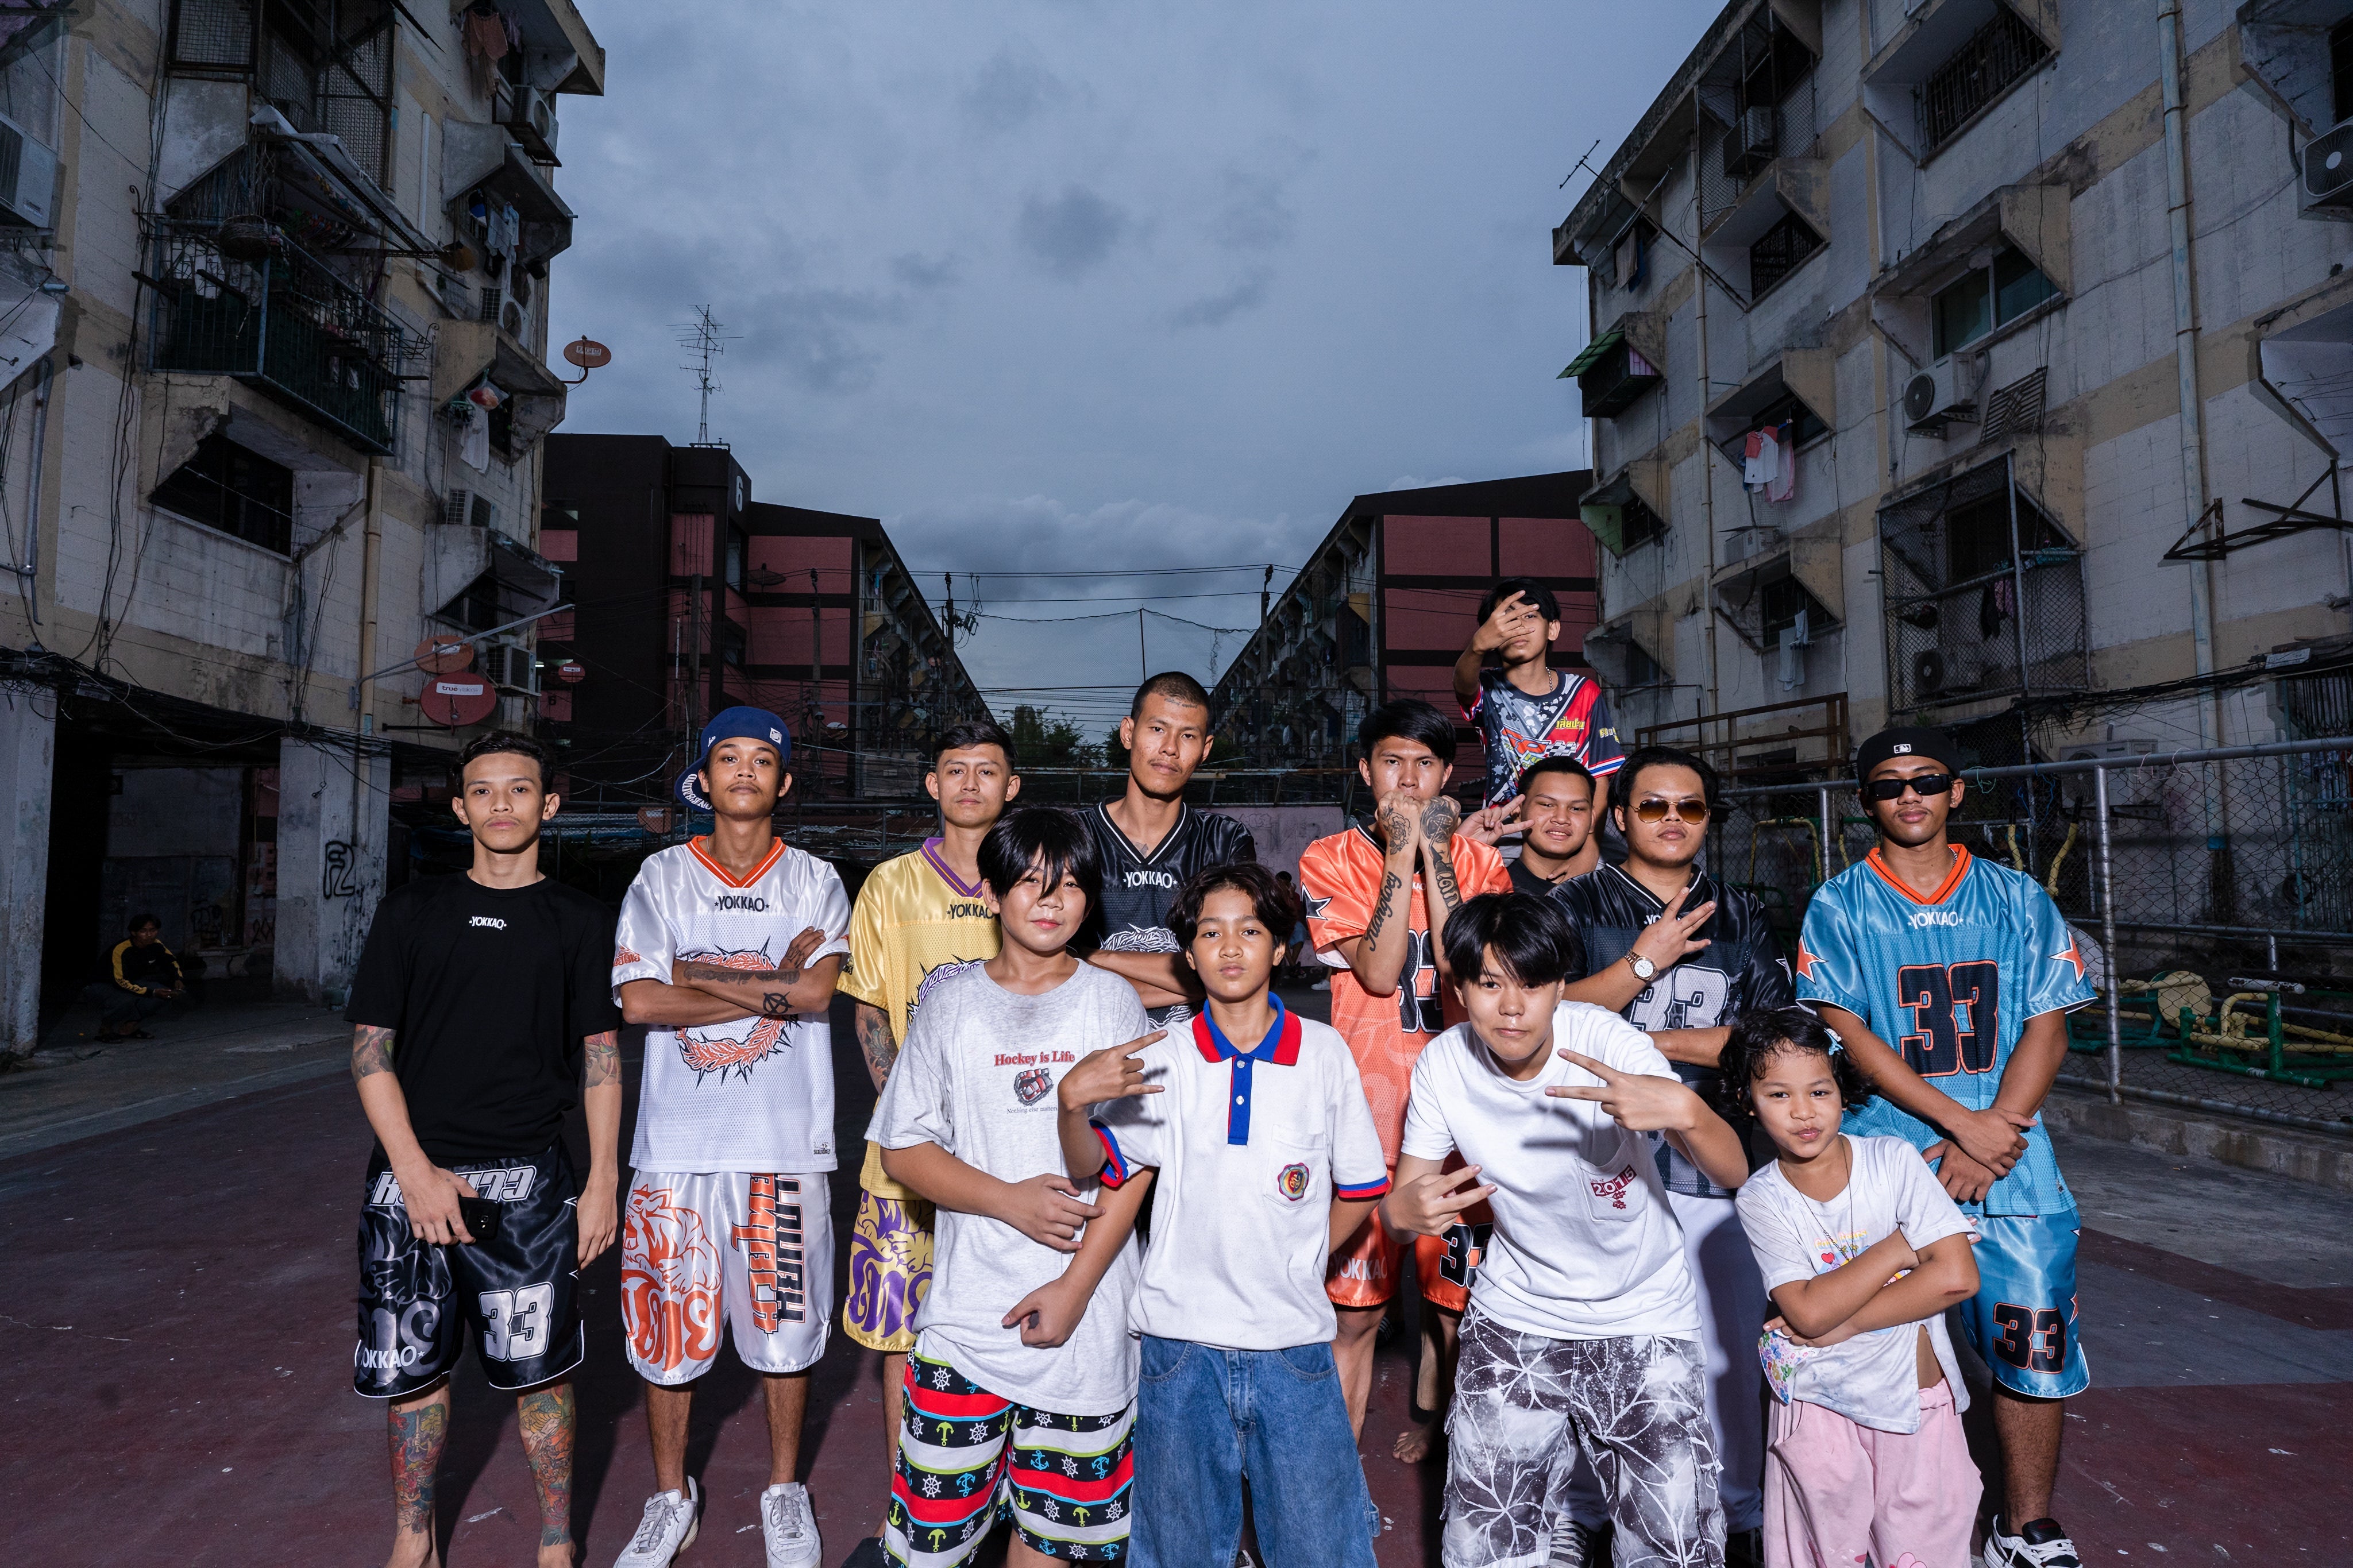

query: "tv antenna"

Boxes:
[673, 306, 739, 446]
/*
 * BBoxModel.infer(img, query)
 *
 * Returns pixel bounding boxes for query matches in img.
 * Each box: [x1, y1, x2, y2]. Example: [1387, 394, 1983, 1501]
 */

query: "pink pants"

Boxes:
[1763, 1383, 1978, 1568]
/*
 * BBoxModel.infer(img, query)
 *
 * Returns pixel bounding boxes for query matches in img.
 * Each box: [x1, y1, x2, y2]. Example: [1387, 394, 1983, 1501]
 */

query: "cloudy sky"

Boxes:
[548, 1, 1718, 732]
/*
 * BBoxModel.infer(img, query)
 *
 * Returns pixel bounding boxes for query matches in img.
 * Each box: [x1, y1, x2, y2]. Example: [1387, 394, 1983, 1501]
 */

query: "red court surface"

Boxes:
[2, 998, 2346, 1565]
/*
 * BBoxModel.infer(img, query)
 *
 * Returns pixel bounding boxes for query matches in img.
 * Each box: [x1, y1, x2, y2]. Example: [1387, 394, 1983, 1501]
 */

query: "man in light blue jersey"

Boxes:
[1795, 727, 2094, 1568]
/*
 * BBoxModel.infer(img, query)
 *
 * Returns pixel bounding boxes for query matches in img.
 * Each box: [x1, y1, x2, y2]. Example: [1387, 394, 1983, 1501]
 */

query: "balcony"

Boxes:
[148, 225, 407, 455]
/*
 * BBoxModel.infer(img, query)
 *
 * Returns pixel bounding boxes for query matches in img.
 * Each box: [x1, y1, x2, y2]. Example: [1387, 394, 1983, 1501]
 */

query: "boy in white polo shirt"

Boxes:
[1059, 861, 1390, 1568]
[1385, 891, 1750, 1568]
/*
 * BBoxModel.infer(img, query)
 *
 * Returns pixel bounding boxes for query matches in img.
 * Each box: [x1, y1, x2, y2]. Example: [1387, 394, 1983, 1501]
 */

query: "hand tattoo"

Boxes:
[583, 1030, 619, 1090]
[351, 1024, 395, 1082]
[1375, 797, 1418, 847]
[1420, 794, 1462, 847]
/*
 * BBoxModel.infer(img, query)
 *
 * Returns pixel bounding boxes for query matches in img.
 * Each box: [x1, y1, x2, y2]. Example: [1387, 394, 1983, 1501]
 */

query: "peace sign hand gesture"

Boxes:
[1383, 1163, 1499, 1238]
[1629, 882, 1716, 975]
[1546, 1049, 1704, 1133]
[1461, 795, 1523, 847]
[1057, 1030, 1167, 1112]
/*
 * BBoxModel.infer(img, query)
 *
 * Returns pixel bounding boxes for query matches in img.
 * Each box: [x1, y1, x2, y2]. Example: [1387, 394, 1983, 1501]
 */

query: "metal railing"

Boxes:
[1714, 737, 2353, 1132]
[149, 223, 406, 455]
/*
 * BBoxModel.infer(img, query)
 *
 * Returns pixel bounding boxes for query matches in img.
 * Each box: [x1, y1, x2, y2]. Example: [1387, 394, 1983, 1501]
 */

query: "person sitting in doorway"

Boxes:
[98, 913, 190, 1041]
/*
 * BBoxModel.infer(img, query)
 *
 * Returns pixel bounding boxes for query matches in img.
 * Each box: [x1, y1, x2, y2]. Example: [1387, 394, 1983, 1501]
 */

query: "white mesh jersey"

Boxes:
[613, 837, 853, 1175]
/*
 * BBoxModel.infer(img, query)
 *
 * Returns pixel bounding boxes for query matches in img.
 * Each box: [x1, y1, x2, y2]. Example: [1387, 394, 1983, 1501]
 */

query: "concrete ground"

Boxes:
[1, 983, 2348, 1565]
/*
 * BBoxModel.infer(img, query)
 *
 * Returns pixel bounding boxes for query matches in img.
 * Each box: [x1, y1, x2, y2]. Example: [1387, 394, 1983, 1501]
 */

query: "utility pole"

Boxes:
[1260, 563, 1272, 624]
[1137, 608, 1148, 680]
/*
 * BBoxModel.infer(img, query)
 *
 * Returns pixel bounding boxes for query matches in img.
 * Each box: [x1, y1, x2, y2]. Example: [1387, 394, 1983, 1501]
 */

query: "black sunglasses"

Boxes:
[1862, 773, 1958, 802]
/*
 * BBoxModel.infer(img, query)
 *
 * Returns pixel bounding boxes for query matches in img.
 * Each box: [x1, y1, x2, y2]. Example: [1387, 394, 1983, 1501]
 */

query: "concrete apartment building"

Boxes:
[1557, 0, 2353, 779]
[0, 0, 603, 1051]
[540, 432, 990, 807]
[1206, 473, 1599, 787]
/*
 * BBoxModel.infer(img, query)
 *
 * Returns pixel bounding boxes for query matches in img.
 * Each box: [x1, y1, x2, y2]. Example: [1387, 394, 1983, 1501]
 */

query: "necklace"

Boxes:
[1781, 1135, 1860, 1270]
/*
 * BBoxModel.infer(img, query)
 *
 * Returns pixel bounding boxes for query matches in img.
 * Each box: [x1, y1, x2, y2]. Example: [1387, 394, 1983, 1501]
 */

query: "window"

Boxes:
[1613, 218, 1654, 291]
[1620, 496, 1667, 551]
[721, 624, 746, 668]
[1922, 5, 2051, 151]
[151, 435, 296, 554]
[1625, 640, 1665, 688]
[1749, 211, 1823, 296]
[1760, 576, 1814, 640]
[726, 528, 747, 594]
[171, 1, 398, 186]
[2336, 19, 2353, 126]
[1737, 15, 1816, 118]
[1742, 391, 1827, 451]
[1945, 487, 2068, 583]
[1931, 245, 2057, 357]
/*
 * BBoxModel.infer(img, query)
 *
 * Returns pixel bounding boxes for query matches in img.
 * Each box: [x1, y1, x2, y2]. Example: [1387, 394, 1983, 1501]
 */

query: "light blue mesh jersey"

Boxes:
[1795, 845, 2094, 1217]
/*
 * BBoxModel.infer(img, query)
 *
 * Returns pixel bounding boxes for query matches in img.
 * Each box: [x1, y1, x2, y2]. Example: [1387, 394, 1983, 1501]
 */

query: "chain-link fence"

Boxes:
[1713, 738, 2353, 1133]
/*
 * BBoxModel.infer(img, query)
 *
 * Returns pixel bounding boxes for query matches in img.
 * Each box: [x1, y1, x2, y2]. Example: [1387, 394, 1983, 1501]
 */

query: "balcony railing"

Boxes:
[149, 223, 406, 455]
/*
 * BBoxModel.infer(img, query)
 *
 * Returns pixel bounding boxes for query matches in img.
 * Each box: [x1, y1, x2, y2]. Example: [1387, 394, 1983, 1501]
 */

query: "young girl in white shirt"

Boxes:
[1723, 1007, 1982, 1568]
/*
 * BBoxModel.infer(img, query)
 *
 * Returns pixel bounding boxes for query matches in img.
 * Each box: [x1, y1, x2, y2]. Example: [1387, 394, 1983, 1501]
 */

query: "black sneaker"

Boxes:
[1725, 1525, 1764, 1568]
[1984, 1515, 2084, 1568]
[1548, 1519, 1614, 1567]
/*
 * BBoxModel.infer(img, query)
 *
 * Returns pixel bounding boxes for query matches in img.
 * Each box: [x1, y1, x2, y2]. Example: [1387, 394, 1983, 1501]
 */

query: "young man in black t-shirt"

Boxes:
[346, 731, 622, 1568]
[1079, 670, 1255, 1026]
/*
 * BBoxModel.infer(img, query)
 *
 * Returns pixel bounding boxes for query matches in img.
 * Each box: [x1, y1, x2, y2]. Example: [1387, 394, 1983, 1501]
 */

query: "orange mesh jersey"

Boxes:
[1299, 824, 1511, 1164]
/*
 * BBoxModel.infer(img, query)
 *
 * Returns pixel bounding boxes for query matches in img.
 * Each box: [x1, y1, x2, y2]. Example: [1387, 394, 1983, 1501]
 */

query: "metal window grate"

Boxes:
[1748, 210, 1823, 295]
[1922, 5, 2050, 151]
[167, 0, 256, 73]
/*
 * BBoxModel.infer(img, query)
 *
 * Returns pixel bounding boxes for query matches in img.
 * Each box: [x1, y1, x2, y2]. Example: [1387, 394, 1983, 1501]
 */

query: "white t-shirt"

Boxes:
[873, 960, 1147, 1414]
[1400, 1002, 1699, 1341]
[612, 838, 851, 1175]
[1093, 1005, 1390, 1351]
[1737, 1134, 1975, 1433]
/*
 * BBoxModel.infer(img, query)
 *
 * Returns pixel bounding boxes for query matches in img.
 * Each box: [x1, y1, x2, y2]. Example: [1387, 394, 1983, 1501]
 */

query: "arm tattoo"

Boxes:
[387, 1394, 448, 1534]
[760, 991, 796, 1018]
[582, 1030, 619, 1090]
[351, 1024, 395, 1082]
[681, 959, 802, 986]
[1364, 869, 1403, 947]
[855, 1002, 900, 1090]
[516, 1383, 576, 1547]
[1429, 845, 1463, 913]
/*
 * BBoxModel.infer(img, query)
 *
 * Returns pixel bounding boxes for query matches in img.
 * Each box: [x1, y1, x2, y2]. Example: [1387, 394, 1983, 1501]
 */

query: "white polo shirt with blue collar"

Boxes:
[1091, 997, 1390, 1351]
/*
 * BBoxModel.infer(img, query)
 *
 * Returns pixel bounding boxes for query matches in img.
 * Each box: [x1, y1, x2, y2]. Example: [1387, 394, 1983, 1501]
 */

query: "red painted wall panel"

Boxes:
[1498, 517, 1592, 576]
[1380, 515, 1483, 576]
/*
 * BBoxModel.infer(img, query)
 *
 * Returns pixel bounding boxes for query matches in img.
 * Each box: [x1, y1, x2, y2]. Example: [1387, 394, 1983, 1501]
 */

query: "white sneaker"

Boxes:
[1983, 1515, 2083, 1568]
[613, 1478, 700, 1567]
[759, 1481, 822, 1568]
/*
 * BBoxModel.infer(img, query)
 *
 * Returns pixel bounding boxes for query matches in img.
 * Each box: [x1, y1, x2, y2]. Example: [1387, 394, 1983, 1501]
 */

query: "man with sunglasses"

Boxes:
[1549, 744, 1791, 1568]
[1793, 727, 2094, 1568]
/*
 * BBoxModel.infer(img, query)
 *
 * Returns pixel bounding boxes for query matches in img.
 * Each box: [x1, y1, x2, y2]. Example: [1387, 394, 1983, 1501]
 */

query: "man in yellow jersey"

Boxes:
[837, 719, 1019, 1568]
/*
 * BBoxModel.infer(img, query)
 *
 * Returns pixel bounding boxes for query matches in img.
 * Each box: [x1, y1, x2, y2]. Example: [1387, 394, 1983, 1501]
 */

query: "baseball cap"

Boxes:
[676, 705, 792, 811]
[1854, 725, 1962, 784]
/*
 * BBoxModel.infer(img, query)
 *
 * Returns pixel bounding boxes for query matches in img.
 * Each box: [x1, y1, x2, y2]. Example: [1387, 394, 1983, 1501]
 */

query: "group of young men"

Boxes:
[344, 575, 2094, 1568]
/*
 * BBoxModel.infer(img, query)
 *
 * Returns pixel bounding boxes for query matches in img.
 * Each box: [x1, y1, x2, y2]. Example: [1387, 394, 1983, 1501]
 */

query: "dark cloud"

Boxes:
[890, 252, 962, 289]
[739, 287, 908, 396]
[961, 48, 1068, 133]
[1015, 185, 1131, 280]
[1168, 269, 1272, 329]
[1209, 167, 1295, 253]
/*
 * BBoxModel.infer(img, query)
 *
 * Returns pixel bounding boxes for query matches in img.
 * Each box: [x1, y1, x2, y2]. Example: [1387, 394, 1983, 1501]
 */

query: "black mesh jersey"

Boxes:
[1080, 799, 1256, 1025]
[1550, 862, 1793, 1197]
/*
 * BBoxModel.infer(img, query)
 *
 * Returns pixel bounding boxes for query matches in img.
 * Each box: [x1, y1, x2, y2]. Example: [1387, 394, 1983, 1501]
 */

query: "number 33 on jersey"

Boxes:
[1793, 845, 2094, 1217]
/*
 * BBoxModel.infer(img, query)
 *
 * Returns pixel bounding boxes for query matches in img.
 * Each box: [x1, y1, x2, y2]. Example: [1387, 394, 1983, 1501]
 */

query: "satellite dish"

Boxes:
[418, 675, 497, 727]
[414, 635, 473, 673]
[562, 337, 612, 370]
[556, 659, 585, 684]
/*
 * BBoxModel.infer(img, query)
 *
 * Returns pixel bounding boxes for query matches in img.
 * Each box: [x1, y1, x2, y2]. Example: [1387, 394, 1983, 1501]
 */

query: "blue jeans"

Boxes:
[1133, 1335, 1379, 1568]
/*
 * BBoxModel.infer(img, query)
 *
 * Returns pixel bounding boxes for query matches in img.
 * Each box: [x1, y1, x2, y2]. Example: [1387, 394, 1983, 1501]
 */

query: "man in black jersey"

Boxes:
[1503, 754, 1600, 894]
[1550, 744, 1788, 1568]
[1079, 671, 1256, 1025]
[346, 731, 622, 1568]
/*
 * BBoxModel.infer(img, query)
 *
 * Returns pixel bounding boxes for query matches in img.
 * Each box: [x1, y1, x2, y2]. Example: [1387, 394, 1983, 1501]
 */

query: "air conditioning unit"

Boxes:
[1910, 643, 1984, 698]
[1724, 105, 1776, 179]
[2303, 120, 2353, 209]
[499, 84, 559, 162]
[1903, 357, 1982, 432]
[443, 488, 499, 531]
[0, 111, 58, 227]
[481, 641, 539, 693]
[502, 299, 526, 339]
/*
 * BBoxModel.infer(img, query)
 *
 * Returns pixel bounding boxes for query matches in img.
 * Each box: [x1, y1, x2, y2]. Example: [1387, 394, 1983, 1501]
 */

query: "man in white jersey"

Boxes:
[609, 708, 851, 1568]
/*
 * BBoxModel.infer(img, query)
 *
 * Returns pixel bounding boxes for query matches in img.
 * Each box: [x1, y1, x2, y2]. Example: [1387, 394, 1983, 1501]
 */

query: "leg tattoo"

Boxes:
[388, 1387, 450, 1540]
[518, 1382, 578, 1548]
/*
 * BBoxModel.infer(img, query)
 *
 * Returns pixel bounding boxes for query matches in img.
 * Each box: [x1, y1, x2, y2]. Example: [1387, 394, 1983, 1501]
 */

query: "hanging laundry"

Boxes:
[1978, 582, 2005, 640]
[460, 401, 491, 472]
[1743, 428, 1769, 490]
[464, 4, 510, 61]
[1766, 420, 1797, 503]
[1994, 576, 2016, 618]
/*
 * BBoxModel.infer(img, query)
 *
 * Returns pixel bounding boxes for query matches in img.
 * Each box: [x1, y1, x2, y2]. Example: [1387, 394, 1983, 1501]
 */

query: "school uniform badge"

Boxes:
[1014, 1067, 1053, 1105]
[1276, 1163, 1310, 1202]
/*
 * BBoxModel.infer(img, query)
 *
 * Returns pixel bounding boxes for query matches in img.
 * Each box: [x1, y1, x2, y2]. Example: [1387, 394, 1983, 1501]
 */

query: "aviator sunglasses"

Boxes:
[1631, 797, 1710, 824]
[1862, 773, 1958, 802]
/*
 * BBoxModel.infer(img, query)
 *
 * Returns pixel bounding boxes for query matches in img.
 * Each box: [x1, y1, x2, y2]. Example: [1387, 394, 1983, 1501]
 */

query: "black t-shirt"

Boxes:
[345, 874, 622, 1163]
[1550, 863, 1793, 1196]
[1507, 855, 1573, 898]
[1079, 799, 1255, 1024]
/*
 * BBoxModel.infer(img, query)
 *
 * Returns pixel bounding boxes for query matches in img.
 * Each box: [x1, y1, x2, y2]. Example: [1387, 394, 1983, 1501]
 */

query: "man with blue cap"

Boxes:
[608, 707, 851, 1568]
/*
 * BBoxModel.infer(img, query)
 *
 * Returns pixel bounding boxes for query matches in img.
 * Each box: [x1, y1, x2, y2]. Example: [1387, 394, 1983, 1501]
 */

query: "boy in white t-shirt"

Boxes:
[1384, 891, 1749, 1568]
[1722, 1007, 1981, 1568]
[1058, 862, 1391, 1568]
[873, 808, 1162, 1568]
